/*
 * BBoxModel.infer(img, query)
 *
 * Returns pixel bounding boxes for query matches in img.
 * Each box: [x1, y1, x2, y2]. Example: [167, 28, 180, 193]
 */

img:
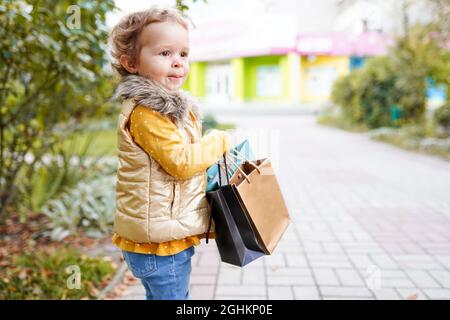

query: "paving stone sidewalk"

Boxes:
[117, 114, 450, 300]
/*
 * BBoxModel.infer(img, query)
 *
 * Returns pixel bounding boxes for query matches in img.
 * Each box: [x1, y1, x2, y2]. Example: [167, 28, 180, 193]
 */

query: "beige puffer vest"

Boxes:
[114, 75, 213, 243]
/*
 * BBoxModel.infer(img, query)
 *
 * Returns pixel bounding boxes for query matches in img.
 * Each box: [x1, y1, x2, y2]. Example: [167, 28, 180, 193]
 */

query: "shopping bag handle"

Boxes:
[206, 196, 214, 244]
[217, 154, 228, 186]
[206, 155, 229, 244]
[218, 153, 250, 185]
[226, 154, 250, 183]
[230, 148, 261, 174]
[218, 162, 233, 179]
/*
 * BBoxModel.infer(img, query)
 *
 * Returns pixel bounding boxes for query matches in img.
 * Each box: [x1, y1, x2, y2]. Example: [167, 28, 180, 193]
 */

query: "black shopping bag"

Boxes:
[206, 155, 265, 267]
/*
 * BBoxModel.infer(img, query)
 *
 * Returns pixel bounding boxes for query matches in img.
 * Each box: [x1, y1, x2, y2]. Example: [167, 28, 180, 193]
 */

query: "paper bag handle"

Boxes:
[230, 148, 261, 174]
[218, 153, 250, 185]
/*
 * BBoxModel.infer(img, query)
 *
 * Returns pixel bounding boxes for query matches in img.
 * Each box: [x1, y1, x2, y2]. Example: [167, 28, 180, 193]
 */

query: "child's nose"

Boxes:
[172, 58, 182, 68]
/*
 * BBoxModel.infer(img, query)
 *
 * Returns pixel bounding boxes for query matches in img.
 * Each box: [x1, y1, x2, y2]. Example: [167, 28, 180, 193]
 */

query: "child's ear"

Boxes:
[120, 55, 138, 74]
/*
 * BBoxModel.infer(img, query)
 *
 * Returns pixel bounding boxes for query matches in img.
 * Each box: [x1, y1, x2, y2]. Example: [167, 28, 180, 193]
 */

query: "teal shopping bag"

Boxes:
[206, 139, 255, 192]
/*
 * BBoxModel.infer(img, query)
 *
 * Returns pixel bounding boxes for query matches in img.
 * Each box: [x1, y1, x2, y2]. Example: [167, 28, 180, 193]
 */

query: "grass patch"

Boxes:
[214, 123, 236, 131]
[317, 106, 450, 161]
[0, 247, 117, 300]
[367, 127, 421, 151]
[369, 127, 450, 159]
[64, 129, 117, 157]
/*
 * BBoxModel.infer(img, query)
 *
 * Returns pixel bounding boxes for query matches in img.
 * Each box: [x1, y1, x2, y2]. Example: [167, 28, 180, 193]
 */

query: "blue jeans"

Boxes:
[122, 246, 195, 300]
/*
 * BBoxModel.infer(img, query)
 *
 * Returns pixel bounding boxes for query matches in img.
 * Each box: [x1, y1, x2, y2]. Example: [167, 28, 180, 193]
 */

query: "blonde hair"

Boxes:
[110, 6, 189, 77]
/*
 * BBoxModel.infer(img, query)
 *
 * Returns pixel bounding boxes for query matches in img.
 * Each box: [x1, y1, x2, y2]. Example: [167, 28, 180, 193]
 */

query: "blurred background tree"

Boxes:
[176, 0, 207, 12]
[0, 0, 116, 219]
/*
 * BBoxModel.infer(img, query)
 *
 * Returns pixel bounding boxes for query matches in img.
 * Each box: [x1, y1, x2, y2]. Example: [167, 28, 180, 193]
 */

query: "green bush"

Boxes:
[13, 127, 118, 239]
[433, 102, 450, 132]
[18, 132, 109, 215]
[359, 57, 400, 128]
[317, 104, 369, 133]
[0, 247, 116, 300]
[40, 154, 117, 240]
[42, 173, 116, 241]
[331, 56, 426, 129]
[331, 71, 364, 124]
[0, 0, 117, 217]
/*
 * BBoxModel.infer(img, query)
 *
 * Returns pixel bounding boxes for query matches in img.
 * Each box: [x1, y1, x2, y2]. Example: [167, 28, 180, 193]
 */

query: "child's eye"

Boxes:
[181, 52, 189, 58]
[160, 51, 170, 56]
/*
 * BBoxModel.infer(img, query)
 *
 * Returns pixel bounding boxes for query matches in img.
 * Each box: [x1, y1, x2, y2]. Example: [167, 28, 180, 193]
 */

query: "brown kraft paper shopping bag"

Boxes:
[229, 158, 291, 254]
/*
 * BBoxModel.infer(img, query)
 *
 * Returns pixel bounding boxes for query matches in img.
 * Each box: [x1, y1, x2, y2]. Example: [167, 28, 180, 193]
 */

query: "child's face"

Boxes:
[135, 21, 190, 91]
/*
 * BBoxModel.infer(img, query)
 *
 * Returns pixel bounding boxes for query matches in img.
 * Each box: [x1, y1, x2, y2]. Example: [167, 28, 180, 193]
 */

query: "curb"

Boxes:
[97, 261, 128, 300]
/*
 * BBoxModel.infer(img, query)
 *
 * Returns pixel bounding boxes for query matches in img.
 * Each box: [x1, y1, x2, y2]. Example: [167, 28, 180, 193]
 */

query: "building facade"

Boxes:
[184, 15, 393, 105]
[182, 0, 442, 107]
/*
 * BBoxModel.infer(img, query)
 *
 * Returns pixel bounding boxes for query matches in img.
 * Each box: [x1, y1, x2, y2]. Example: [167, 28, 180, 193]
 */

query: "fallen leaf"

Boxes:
[18, 269, 28, 280]
[90, 287, 100, 296]
[0, 260, 11, 267]
[123, 274, 138, 285]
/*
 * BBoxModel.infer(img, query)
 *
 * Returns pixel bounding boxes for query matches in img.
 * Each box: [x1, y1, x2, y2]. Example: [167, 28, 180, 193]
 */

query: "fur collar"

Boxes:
[113, 75, 202, 123]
